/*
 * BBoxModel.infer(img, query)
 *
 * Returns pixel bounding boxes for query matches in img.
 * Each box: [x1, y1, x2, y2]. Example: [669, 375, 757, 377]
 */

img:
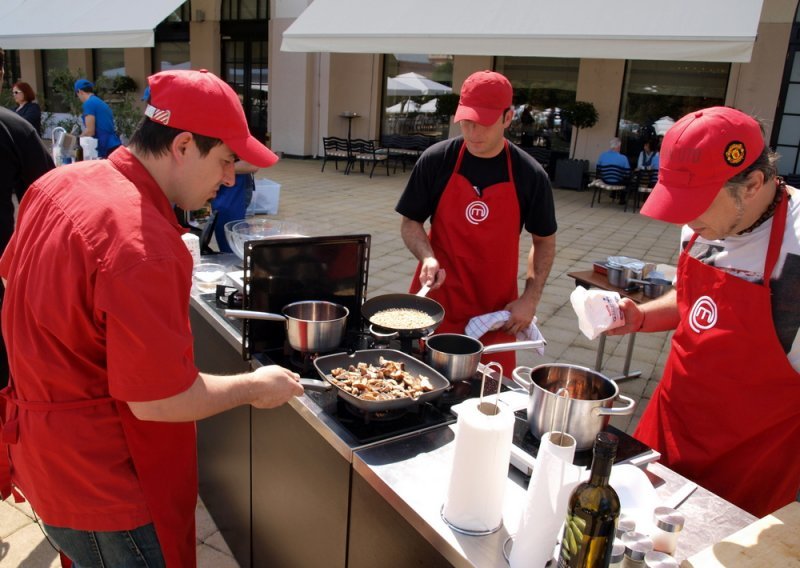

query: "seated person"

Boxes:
[596, 137, 631, 183]
[636, 140, 659, 187]
[212, 161, 259, 252]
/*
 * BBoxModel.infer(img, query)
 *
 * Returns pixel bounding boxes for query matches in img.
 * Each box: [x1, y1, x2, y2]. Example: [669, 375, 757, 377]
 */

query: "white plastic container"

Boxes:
[651, 506, 685, 555]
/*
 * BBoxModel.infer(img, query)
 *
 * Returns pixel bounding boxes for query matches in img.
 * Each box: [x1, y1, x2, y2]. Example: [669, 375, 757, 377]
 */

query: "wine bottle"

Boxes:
[557, 432, 621, 567]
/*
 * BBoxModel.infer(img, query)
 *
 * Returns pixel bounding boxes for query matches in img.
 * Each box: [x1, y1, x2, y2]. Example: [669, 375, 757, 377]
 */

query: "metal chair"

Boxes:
[321, 136, 351, 173]
[589, 163, 633, 209]
[347, 139, 390, 178]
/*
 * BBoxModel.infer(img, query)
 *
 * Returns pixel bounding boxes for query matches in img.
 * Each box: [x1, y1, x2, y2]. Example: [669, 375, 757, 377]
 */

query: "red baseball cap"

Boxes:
[453, 71, 513, 126]
[144, 69, 278, 168]
[641, 106, 764, 224]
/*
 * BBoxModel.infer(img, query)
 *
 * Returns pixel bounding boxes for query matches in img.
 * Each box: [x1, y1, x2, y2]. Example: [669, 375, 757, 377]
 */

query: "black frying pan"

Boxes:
[313, 349, 450, 411]
[360, 293, 445, 338]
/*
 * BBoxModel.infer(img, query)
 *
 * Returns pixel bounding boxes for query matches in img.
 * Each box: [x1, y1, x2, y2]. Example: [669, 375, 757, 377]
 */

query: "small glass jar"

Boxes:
[621, 531, 654, 568]
[616, 514, 637, 538]
[609, 538, 626, 567]
[644, 550, 680, 567]
[651, 506, 685, 555]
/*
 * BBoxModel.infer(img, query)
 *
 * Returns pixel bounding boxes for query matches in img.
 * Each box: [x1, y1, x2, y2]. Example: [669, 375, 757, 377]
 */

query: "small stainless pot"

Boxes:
[423, 333, 545, 382]
[512, 363, 635, 450]
[607, 264, 641, 289]
[629, 278, 673, 299]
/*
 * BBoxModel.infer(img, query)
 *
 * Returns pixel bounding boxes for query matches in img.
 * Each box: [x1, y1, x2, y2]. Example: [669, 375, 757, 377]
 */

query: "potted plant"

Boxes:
[555, 100, 598, 189]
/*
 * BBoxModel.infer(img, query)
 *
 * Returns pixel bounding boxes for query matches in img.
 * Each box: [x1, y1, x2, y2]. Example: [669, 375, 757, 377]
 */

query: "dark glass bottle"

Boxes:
[557, 432, 621, 567]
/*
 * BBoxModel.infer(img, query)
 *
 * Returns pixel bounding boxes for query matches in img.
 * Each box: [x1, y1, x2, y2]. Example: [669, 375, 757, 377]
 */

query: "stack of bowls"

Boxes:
[225, 218, 305, 260]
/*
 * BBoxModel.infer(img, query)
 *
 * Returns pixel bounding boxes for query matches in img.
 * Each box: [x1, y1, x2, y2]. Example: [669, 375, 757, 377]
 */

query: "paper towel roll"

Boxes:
[181, 233, 201, 266]
[509, 431, 584, 568]
[442, 398, 515, 534]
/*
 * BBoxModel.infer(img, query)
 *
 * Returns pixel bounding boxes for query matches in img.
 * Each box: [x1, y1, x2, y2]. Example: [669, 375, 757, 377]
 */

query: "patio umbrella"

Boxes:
[653, 116, 676, 136]
[386, 100, 420, 113]
[418, 98, 438, 113]
[386, 72, 452, 97]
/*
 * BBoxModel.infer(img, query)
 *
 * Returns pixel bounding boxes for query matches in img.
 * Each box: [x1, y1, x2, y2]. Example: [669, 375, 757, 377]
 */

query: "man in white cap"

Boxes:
[608, 106, 800, 517]
[396, 70, 556, 371]
[0, 69, 304, 566]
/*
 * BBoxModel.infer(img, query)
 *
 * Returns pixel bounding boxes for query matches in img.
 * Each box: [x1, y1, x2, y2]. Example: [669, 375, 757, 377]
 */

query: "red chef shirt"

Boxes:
[0, 147, 199, 529]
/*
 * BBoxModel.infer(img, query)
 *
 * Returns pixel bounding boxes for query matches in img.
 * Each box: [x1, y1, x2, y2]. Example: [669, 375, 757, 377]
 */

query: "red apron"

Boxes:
[634, 187, 800, 517]
[0, 381, 197, 567]
[411, 140, 521, 372]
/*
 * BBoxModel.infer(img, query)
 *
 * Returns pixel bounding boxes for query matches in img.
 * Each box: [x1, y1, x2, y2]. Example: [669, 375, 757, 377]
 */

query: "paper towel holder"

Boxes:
[477, 361, 503, 416]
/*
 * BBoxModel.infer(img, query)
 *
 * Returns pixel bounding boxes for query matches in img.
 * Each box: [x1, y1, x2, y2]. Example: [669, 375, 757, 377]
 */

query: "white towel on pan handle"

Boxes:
[465, 311, 546, 355]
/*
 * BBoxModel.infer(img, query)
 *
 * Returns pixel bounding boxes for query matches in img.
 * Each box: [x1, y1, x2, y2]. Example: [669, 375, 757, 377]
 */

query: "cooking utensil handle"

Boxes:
[511, 366, 533, 391]
[592, 394, 636, 416]
[299, 378, 333, 392]
[223, 309, 286, 322]
[481, 339, 546, 355]
[416, 284, 431, 297]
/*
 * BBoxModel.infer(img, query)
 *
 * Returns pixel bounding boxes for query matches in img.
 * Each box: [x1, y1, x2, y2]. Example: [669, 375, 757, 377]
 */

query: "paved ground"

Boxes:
[0, 156, 680, 567]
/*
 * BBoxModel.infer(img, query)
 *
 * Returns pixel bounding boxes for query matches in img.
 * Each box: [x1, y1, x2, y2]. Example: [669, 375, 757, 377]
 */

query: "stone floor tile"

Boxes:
[0, 501, 32, 539]
[197, 542, 240, 568]
[0, 522, 61, 567]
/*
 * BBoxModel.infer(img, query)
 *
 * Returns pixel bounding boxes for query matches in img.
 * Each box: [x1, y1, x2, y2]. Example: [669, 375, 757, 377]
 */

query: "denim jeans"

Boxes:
[42, 522, 165, 568]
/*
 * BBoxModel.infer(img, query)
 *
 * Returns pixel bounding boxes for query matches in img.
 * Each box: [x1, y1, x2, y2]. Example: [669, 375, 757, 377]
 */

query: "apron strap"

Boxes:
[762, 183, 788, 287]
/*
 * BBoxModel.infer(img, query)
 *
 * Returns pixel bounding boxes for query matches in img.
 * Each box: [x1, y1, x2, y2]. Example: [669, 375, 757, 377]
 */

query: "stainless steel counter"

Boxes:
[352, 425, 757, 567]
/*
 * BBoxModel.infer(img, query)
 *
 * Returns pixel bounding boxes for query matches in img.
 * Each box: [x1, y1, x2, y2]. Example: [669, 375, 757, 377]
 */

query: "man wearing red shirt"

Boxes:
[0, 69, 304, 567]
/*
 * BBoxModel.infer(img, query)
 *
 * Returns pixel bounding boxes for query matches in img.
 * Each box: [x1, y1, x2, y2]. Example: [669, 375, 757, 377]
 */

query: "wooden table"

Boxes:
[568, 269, 649, 381]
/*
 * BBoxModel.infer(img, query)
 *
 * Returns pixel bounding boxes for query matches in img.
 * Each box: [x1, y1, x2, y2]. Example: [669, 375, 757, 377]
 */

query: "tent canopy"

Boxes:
[0, 0, 186, 49]
[386, 72, 452, 97]
[282, 0, 764, 63]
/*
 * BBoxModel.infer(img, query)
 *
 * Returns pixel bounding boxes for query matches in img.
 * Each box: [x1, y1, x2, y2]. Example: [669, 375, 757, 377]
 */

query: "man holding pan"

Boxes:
[0, 69, 304, 567]
[397, 70, 556, 372]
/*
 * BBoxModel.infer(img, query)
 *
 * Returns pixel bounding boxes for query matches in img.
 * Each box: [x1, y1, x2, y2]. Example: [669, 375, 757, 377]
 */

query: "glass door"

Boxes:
[772, 5, 800, 178]
[222, 29, 268, 143]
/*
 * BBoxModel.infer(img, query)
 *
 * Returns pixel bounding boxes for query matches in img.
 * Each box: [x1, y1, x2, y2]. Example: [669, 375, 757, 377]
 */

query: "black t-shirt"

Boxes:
[0, 107, 55, 253]
[395, 137, 557, 236]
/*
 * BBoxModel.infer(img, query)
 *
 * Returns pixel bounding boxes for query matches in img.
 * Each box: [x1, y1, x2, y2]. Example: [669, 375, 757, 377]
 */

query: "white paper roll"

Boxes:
[509, 431, 584, 568]
[442, 398, 515, 534]
[181, 233, 201, 266]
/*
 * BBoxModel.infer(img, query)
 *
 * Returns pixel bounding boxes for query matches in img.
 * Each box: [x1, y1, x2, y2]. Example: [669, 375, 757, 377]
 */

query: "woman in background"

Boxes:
[12, 81, 41, 135]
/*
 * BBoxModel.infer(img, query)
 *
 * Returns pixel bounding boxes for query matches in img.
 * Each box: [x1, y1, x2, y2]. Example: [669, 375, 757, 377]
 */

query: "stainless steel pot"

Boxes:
[511, 363, 635, 450]
[424, 333, 545, 382]
[629, 278, 673, 299]
[606, 263, 641, 289]
[224, 301, 349, 353]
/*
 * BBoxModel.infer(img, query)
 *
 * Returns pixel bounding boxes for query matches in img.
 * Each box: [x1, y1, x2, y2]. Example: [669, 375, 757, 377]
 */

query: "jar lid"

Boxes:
[622, 531, 654, 561]
[644, 550, 680, 567]
[610, 539, 626, 563]
[654, 506, 685, 532]
[616, 515, 637, 537]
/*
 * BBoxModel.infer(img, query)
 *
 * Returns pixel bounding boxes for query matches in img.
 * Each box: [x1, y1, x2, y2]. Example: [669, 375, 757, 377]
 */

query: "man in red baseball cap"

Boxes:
[396, 70, 556, 371]
[607, 106, 800, 517]
[0, 69, 302, 567]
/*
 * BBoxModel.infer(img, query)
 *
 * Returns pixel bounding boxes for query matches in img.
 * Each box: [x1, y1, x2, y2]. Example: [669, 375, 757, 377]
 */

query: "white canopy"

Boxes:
[386, 73, 452, 97]
[386, 100, 420, 114]
[282, 0, 763, 63]
[0, 0, 186, 49]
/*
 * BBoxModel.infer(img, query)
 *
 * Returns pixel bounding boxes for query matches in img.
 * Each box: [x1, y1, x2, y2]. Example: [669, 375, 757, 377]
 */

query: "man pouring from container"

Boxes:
[0, 70, 305, 567]
[608, 107, 800, 517]
[396, 71, 556, 372]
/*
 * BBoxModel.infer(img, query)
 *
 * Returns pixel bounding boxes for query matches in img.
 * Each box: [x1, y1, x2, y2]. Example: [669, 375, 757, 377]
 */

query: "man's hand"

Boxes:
[419, 257, 446, 289]
[605, 298, 643, 335]
[249, 365, 305, 409]
[503, 296, 536, 336]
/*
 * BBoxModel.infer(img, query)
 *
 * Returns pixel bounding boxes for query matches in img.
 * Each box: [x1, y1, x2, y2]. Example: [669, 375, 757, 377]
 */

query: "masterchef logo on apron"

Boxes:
[465, 201, 489, 225]
[689, 295, 717, 333]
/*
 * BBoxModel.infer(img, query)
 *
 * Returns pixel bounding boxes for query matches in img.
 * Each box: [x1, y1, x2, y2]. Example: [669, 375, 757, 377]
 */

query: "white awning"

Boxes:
[282, 0, 764, 63]
[0, 0, 187, 49]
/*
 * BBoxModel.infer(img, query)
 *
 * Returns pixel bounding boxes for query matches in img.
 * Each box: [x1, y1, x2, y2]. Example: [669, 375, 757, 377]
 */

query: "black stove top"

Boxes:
[511, 410, 652, 470]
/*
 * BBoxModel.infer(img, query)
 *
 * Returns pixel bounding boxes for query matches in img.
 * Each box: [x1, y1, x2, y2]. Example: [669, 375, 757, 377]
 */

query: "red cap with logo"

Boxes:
[453, 70, 513, 126]
[144, 69, 278, 168]
[641, 106, 764, 224]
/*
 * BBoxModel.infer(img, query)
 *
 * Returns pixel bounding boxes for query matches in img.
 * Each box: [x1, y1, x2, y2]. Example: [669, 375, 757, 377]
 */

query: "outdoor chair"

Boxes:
[589, 163, 633, 210]
[631, 169, 658, 213]
[321, 136, 351, 173]
[347, 139, 390, 178]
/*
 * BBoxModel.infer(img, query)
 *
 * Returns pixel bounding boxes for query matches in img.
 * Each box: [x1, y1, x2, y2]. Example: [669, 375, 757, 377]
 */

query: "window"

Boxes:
[155, 42, 191, 72]
[94, 48, 126, 79]
[221, 0, 268, 21]
[381, 54, 454, 142]
[619, 60, 729, 164]
[1, 49, 21, 90]
[155, 1, 190, 72]
[42, 49, 69, 113]
[496, 56, 579, 154]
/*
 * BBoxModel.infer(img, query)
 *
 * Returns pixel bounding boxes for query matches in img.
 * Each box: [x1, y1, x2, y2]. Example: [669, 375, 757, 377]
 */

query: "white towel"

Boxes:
[465, 311, 546, 355]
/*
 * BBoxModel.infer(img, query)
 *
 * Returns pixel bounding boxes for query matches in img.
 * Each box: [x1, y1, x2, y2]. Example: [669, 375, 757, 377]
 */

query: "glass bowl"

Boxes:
[228, 219, 305, 260]
[192, 262, 227, 292]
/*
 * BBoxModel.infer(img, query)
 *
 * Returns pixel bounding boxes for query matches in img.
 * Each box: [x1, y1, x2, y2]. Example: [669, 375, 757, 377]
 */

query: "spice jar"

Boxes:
[609, 539, 626, 567]
[616, 514, 636, 538]
[651, 506, 685, 555]
[621, 531, 654, 568]
[644, 551, 679, 567]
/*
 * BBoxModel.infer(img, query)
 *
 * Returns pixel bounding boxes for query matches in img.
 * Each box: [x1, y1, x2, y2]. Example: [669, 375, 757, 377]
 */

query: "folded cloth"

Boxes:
[465, 311, 546, 355]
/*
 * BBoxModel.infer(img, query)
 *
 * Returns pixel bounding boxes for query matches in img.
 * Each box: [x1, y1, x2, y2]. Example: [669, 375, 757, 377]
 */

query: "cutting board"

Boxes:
[681, 501, 800, 567]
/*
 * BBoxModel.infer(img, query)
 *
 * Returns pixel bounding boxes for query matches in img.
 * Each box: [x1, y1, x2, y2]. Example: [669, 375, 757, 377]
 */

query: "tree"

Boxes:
[562, 101, 598, 159]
